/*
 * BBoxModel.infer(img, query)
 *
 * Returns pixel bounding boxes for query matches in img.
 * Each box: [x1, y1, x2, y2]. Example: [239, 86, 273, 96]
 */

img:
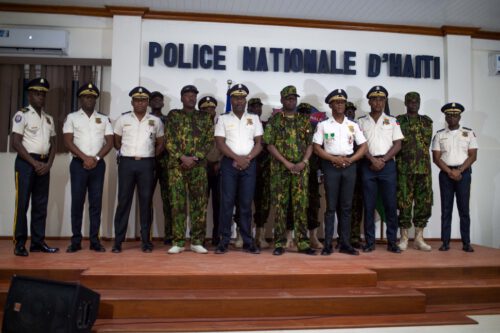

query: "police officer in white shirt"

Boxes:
[112, 86, 165, 253]
[357, 86, 404, 253]
[63, 83, 114, 253]
[432, 102, 478, 252]
[214, 83, 263, 254]
[313, 89, 367, 256]
[11, 78, 59, 256]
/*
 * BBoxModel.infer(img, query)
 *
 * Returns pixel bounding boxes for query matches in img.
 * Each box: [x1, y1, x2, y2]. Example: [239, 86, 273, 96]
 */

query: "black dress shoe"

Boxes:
[339, 246, 360, 256]
[243, 243, 260, 254]
[90, 243, 106, 252]
[321, 246, 333, 256]
[30, 242, 60, 253]
[14, 245, 29, 257]
[215, 244, 228, 254]
[462, 244, 474, 252]
[66, 243, 82, 253]
[141, 243, 153, 253]
[299, 247, 317, 255]
[439, 243, 450, 251]
[362, 244, 375, 252]
[273, 247, 284, 256]
[387, 243, 401, 253]
[351, 241, 361, 249]
[111, 244, 122, 253]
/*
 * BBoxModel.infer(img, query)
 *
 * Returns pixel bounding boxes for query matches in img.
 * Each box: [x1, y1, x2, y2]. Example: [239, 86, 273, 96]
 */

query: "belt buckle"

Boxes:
[40, 154, 47, 159]
[134, 157, 142, 161]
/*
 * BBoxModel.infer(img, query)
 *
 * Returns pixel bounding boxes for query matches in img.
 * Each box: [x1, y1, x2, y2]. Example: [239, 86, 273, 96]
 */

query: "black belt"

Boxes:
[121, 156, 154, 160]
[332, 153, 354, 158]
[373, 155, 385, 158]
[448, 165, 462, 169]
[29, 153, 49, 160]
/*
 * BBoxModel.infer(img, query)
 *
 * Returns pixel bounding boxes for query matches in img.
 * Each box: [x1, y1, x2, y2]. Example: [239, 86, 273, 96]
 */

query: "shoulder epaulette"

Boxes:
[121, 111, 131, 115]
[97, 112, 107, 116]
[421, 114, 433, 123]
[358, 115, 367, 119]
[463, 127, 472, 131]
[437, 128, 445, 133]
[19, 107, 29, 113]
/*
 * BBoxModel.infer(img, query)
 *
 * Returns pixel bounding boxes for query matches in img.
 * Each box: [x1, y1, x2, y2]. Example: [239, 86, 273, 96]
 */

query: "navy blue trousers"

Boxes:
[70, 158, 105, 246]
[361, 159, 398, 245]
[439, 168, 472, 245]
[113, 157, 155, 245]
[14, 154, 50, 246]
[218, 157, 256, 247]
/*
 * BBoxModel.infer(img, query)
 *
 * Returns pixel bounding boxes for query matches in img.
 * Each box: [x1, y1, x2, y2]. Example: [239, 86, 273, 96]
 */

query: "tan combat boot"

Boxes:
[309, 228, 323, 249]
[285, 230, 297, 251]
[414, 227, 432, 251]
[398, 228, 409, 251]
[256, 227, 270, 249]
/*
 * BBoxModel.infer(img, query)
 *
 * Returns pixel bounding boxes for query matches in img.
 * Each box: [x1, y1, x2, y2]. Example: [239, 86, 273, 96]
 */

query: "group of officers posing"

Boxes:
[11, 77, 478, 257]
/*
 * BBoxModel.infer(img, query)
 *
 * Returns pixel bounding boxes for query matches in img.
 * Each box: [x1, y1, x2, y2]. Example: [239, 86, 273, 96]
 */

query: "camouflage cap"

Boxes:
[345, 101, 357, 111]
[297, 102, 318, 115]
[405, 91, 420, 102]
[280, 85, 300, 98]
[248, 97, 263, 106]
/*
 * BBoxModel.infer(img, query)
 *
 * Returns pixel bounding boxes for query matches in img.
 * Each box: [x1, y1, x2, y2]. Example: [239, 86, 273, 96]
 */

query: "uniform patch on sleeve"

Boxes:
[15, 115, 22, 123]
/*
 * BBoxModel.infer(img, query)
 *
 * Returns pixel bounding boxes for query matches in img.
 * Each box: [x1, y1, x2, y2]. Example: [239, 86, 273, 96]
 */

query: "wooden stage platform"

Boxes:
[1, 239, 499, 332]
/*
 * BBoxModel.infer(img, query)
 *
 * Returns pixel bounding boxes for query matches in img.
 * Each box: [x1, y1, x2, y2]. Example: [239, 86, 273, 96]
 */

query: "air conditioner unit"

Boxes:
[0, 27, 69, 55]
[489, 53, 500, 76]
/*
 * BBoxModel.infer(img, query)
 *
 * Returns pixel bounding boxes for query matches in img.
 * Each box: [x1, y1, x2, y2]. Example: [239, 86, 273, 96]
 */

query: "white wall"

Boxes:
[1, 11, 499, 247]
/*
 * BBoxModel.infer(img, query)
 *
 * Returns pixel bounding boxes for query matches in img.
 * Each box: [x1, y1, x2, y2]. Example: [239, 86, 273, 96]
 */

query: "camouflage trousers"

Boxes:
[397, 173, 433, 229]
[253, 159, 271, 227]
[168, 165, 208, 247]
[156, 155, 173, 241]
[271, 163, 310, 250]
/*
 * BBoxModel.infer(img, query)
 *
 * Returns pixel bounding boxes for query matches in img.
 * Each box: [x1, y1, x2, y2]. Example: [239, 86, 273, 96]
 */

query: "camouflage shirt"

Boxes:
[263, 112, 313, 163]
[396, 114, 433, 174]
[164, 109, 214, 168]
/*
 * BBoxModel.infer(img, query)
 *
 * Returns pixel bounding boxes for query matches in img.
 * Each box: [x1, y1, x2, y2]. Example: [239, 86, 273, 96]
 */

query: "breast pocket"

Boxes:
[439, 139, 450, 152]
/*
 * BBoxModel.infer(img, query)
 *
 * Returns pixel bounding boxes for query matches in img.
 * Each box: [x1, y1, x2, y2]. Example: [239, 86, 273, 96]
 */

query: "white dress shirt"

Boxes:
[11, 105, 56, 155]
[114, 112, 164, 158]
[214, 111, 263, 156]
[313, 117, 366, 155]
[357, 113, 404, 156]
[431, 127, 478, 166]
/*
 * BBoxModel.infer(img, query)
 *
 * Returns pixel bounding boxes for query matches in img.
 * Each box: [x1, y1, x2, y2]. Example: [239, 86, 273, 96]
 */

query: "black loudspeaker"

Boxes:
[2, 275, 100, 333]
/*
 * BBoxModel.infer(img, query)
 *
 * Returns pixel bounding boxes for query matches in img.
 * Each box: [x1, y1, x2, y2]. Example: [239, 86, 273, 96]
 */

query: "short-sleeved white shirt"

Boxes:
[431, 127, 478, 166]
[357, 113, 404, 156]
[214, 111, 263, 156]
[313, 117, 366, 155]
[11, 105, 56, 155]
[113, 111, 164, 158]
[63, 109, 113, 156]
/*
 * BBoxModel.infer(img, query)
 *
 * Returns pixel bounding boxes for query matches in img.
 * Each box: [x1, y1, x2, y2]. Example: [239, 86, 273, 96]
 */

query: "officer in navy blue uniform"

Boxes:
[112, 86, 165, 253]
[11, 78, 59, 256]
[432, 103, 478, 252]
[63, 83, 114, 253]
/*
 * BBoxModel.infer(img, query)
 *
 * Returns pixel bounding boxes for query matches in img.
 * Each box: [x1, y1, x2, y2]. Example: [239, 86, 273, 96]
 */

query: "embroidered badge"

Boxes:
[247, 118, 253, 125]
[148, 119, 155, 126]
[46, 117, 51, 125]
[15, 115, 22, 123]
[462, 131, 468, 137]
[383, 119, 389, 125]
[348, 125, 354, 133]
[95, 118, 102, 124]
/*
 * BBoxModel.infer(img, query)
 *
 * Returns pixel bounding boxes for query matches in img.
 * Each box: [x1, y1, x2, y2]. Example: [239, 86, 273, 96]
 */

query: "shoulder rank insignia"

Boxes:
[463, 127, 472, 131]
[122, 111, 132, 115]
[20, 107, 29, 113]
[95, 118, 102, 124]
[246, 118, 253, 125]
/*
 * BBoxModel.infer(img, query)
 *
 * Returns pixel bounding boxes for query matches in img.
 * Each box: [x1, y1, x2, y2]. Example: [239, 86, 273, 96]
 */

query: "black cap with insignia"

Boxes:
[26, 77, 50, 92]
[129, 86, 151, 99]
[229, 83, 249, 97]
[198, 96, 218, 109]
[180, 85, 199, 95]
[77, 82, 100, 97]
[325, 89, 348, 104]
[366, 85, 388, 99]
[441, 102, 464, 115]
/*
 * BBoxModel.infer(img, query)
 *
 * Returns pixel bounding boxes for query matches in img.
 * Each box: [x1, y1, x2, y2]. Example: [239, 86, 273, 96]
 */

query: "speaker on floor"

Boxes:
[2, 275, 100, 333]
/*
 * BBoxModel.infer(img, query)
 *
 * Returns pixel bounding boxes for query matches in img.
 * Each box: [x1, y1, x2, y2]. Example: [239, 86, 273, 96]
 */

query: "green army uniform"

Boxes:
[165, 109, 214, 247]
[396, 113, 433, 229]
[253, 146, 271, 228]
[306, 154, 321, 230]
[264, 111, 313, 251]
[156, 148, 173, 243]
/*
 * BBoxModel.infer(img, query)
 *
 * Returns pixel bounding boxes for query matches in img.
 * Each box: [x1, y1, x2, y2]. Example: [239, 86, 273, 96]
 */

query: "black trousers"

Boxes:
[113, 157, 155, 245]
[70, 158, 106, 246]
[14, 154, 50, 247]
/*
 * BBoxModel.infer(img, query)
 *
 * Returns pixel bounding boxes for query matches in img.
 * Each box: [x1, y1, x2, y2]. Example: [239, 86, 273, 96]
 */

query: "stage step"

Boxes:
[379, 279, 500, 305]
[96, 287, 425, 319]
[91, 312, 476, 332]
[374, 265, 500, 281]
[80, 268, 377, 290]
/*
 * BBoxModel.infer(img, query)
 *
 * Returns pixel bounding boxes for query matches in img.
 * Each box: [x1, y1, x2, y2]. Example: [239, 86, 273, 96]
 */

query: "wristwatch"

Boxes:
[95, 156, 101, 161]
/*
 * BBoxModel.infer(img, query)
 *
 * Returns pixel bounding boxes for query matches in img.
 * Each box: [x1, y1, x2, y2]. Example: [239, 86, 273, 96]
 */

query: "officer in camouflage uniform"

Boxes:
[297, 102, 324, 250]
[264, 85, 316, 256]
[164, 85, 214, 254]
[396, 92, 433, 251]
[248, 97, 271, 248]
[149, 91, 173, 245]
